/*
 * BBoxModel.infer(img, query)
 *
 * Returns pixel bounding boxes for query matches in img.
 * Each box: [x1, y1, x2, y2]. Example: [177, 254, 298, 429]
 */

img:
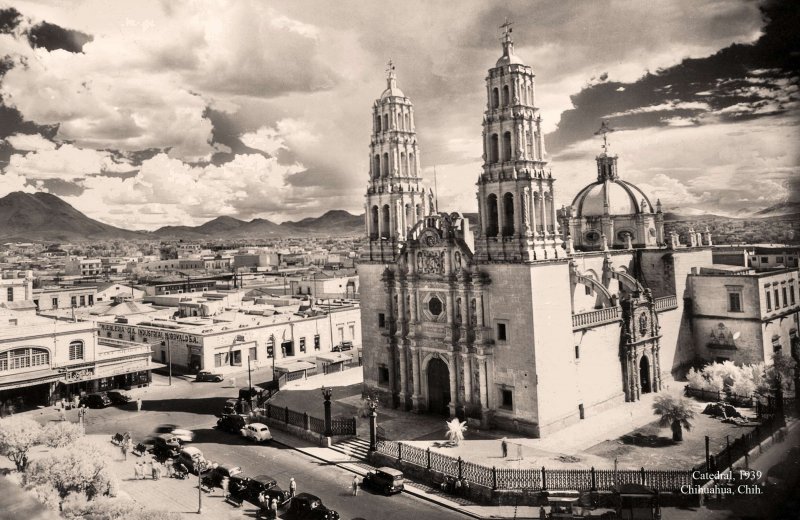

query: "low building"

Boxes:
[290, 274, 359, 299]
[33, 285, 97, 311]
[139, 276, 218, 296]
[748, 245, 800, 270]
[0, 308, 155, 410]
[97, 300, 362, 376]
[688, 265, 799, 365]
[0, 271, 34, 306]
[65, 257, 103, 277]
[95, 282, 145, 303]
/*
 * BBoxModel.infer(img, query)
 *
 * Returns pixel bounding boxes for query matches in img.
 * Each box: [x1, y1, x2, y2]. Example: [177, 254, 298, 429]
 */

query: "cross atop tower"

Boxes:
[500, 18, 513, 43]
[386, 59, 395, 77]
[594, 120, 615, 154]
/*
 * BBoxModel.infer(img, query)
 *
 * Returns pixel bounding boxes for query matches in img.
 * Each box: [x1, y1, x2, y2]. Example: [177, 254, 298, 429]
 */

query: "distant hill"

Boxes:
[753, 201, 800, 217]
[0, 192, 149, 241]
[153, 210, 363, 238]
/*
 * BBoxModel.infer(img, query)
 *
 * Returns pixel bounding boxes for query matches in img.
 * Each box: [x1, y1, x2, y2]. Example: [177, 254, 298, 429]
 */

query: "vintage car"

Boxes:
[229, 474, 289, 506]
[282, 493, 339, 520]
[217, 413, 248, 434]
[154, 424, 195, 443]
[106, 390, 132, 405]
[196, 370, 224, 382]
[362, 467, 404, 495]
[202, 463, 243, 488]
[152, 433, 182, 460]
[80, 393, 112, 409]
[331, 341, 353, 352]
[175, 447, 207, 474]
[241, 422, 272, 443]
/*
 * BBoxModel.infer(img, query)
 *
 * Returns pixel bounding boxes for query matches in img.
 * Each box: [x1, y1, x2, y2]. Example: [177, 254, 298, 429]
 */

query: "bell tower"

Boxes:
[363, 61, 431, 263]
[474, 21, 560, 263]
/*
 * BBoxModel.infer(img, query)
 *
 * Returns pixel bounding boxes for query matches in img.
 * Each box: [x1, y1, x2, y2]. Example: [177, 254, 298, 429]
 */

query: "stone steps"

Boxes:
[330, 437, 371, 460]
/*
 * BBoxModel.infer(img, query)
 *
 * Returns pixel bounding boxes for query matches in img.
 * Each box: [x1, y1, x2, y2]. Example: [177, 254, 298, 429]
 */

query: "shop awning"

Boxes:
[315, 352, 354, 363]
[273, 360, 316, 373]
[0, 368, 63, 390]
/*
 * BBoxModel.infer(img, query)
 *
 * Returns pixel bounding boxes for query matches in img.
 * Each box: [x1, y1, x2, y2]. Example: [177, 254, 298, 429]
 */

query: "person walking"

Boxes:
[134, 461, 141, 480]
[351, 475, 359, 496]
[501, 437, 508, 458]
[136, 397, 142, 413]
[121, 439, 129, 460]
[59, 405, 67, 422]
[221, 476, 229, 498]
[143, 459, 152, 480]
[289, 477, 297, 498]
[269, 498, 278, 520]
[151, 460, 158, 480]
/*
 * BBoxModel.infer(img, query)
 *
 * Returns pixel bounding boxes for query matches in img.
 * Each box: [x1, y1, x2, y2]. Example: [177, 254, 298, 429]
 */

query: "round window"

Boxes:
[428, 297, 443, 316]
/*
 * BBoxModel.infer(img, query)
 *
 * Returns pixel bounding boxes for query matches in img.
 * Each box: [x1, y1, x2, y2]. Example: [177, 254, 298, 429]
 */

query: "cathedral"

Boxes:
[358, 25, 716, 437]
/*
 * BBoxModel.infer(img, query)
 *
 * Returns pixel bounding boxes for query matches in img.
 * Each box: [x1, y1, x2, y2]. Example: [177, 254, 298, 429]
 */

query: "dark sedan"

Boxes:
[282, 493, 339, 520]
[202, 464, 243, 488]
[229, 474, 289, 506]
[80, 393, 112, 409]
[106, 390, 132, 405]
[196, 371, 224, 382]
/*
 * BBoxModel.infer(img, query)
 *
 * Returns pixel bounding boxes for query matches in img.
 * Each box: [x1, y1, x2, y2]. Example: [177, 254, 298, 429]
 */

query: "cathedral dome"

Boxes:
[381, 84, 405, 100]
[573, 178, 653, 217]
[495, 49, 525, 67]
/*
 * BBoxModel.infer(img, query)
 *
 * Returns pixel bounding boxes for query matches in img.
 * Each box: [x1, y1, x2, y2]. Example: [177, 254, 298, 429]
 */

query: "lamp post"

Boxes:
[270, 334, 276, 381]
[322, 386, 333, 437]
[328, 299, 335, 351]
[167, 337, 172, 387]
[197, 459, 210, 514]
[367, 397, 379, 451]
[247, 356, 253, 408]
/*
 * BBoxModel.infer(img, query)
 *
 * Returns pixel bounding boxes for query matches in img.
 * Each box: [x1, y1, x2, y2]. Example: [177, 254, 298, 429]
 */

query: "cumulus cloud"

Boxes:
[4, 132, 55, 151]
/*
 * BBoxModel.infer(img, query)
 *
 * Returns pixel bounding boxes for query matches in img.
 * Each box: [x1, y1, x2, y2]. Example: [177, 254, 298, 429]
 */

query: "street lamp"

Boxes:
[322, 386, 333, 437]
[197, 459, 211, 514]
[367, 396, 379, 451]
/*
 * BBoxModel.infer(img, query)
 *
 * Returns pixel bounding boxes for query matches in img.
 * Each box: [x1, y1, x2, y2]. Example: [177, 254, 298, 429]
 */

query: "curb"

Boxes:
[269, 436, 488, 519]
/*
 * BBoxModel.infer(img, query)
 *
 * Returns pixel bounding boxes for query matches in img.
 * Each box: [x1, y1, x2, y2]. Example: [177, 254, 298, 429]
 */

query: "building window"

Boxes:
[52, 297, 58, 309]
[766, 290, 772, 311]
[88, 295, 94, 305]
[71, 296, 77, 307]
[231, 350, 242, 366]
[575, 345, 580, 359]
[378, 313, 386, 328]
[337, 327, 344, 342]
[299, 337, 306, 353]
[727, 292, 742, 313]
[497, 322, 507, 342]
[790, 285, 796, 305]
[0, 348, 49, 372]
[782, 287, 788, 307]
[267, 337, 275, 358]
[68, 341, 84, 361]
[6, 287, 12, 302]
[500, 389, 513, 410]
[428, 297, 443, 316]
[774, 288, 780, 309]
[377, 365, 390, 386]
[314, 335, 320, 350]
[777, 256, 784, 264]
[761, 256, 768, 263]
[214, 353, 225, 367]
[79, 295, 85, 307]
[348, 324, 355, 339]
[249, 346, 257, 361]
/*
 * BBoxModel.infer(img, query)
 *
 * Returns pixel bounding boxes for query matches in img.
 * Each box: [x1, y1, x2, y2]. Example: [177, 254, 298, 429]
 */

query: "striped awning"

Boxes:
[0, 368, 63, 390]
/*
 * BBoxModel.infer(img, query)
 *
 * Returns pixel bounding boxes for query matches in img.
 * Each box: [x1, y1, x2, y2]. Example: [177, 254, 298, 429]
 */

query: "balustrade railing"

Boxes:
[572, 306, 621, 329]
[654, 295, 678, 311]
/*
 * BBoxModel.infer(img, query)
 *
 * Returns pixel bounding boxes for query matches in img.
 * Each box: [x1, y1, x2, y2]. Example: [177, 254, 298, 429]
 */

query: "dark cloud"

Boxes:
[26, 20, 93, 53]
[0, 7, 21, 33]
[547, 0, 800, 153]
[203, 108, 271, 166]
[39, 177, 85, 196]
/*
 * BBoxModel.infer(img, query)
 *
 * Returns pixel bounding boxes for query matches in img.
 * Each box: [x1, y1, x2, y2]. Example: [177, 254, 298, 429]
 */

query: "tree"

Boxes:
[0, 416, 43, 471]
[653, 395, 695, 442]
[62, 495, 180, 520]
[39, 421, 84, 448]
[444, 418, 467, 446]
[24, 439, 117, 502]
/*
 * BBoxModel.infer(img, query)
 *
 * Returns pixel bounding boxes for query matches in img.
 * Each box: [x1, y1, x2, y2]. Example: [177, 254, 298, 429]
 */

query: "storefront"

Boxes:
[0, 369, 62, 414]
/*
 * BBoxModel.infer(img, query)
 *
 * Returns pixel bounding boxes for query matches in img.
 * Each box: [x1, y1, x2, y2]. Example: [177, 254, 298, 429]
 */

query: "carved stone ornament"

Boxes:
[418, 250, 444, 275]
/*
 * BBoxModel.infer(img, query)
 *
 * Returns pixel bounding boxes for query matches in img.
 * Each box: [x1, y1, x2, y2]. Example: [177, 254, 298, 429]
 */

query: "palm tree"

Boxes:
[652, 395, 695, 442]
[445, 418, 467, 446]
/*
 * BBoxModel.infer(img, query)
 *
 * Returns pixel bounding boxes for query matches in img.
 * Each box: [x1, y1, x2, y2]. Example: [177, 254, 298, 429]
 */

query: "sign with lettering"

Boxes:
[99, 323, 202, 344]
[63, 368, 94, 382]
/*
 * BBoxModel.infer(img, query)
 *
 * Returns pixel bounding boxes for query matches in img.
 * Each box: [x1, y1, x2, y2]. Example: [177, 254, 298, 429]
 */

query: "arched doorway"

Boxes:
[426, 357, 451, 415]
[639, 355, 651, 394]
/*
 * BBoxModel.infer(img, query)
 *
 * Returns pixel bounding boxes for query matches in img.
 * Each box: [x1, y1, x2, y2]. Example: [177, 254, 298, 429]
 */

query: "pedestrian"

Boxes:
[289, 477, 297, 498]
[221, 476, 229, 498]
[462, 478, 470, 496]
[151, 460, 158, 480]
[258, 491, 267, 507]
[136, 397, 142, 412]
[269, 498, 278, 520]
[155, 462, 163, 480]
[134, 462, 141, 480]
[501, 437, 508, 458]
[121, 440, 129, 460]
[454, 478, 462, 495]
[59, 405, 67, 422]
[143, 459, 152, 479]
[351, 475, 359, 496]
[165, 462, 174, 479]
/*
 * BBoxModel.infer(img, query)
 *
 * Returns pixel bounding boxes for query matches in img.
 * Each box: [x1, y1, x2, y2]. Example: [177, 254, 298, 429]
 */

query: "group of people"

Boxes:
[133, 459, 167, 480]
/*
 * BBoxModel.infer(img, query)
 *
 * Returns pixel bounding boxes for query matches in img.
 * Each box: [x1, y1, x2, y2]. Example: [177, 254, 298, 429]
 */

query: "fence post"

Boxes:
[284, 406, 289, 424]
[640, 467, 646, 485]
[492, 466, 497, 490]
[541, 467, 547, 492]
[590, 466, 597, 491]
[398, 442, 402, 462]
[726, 436, 732, 470]
[458, 457, 463, 479]
[426, 448, 431, 469]
[303, 412, 309, 431]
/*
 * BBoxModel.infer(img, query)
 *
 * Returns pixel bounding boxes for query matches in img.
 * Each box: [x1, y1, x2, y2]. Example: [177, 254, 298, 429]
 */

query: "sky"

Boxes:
[0, 0, 797, 230]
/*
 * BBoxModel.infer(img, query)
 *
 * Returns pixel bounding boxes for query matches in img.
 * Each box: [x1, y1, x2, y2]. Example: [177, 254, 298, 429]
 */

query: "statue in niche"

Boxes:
[428, 191, 435, 214]
[470, 299, 477, 326]
[454, 251, 462, 268]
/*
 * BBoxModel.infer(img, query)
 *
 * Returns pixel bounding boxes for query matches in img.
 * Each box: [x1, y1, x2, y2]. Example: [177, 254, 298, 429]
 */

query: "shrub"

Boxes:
[40, 421, 84, 448]
[686, 368, 705, 390]
[704, 374, 725, 393]
[24, 439, 117, 502]
[0, 416, 43, 471]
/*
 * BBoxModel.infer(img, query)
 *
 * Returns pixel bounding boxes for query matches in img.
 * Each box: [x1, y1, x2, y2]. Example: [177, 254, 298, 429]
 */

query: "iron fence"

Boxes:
[331, 417, 356, 436]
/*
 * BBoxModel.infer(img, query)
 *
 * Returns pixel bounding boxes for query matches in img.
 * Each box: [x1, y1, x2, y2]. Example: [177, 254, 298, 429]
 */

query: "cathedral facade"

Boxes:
[359, 27, 715, 437]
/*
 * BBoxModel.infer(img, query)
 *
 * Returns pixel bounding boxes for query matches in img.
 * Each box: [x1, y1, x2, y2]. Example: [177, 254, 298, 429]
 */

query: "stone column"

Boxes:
[410, 346, 422, 412]
[460, 353, 472, 407]
[477, 356, 490, 427]
[448, 355, 457, 418]
[538, 185, 546, 236]
[549, 188, 558, 236]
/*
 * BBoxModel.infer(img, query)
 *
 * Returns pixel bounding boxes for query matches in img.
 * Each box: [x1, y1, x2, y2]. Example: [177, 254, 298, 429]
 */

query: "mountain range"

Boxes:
[0, 192, 364, 241]
[1, 191, 797, 242]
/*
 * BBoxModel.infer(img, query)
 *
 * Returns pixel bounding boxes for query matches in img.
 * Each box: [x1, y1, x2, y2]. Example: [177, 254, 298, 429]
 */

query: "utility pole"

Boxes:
[247, 356, 253, 407]
[167, 337, 173, 386]
[328, 299, 335, 351]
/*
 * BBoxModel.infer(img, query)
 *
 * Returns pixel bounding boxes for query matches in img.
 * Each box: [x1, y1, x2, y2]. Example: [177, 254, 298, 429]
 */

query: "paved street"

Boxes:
[31, 373, 467, 520]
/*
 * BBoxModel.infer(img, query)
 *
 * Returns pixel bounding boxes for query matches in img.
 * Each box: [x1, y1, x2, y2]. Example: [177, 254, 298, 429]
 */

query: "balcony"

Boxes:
[654, 295, 678, 312]
[96, 337, 152, 359]
[572, 306, 621, 330]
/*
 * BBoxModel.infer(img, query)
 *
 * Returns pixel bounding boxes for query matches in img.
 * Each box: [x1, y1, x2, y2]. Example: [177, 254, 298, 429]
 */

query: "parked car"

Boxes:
[154, 424, 195, 443]
[283, 493, 339, 520]
[196, 371, 224, 382]
[362, 467, 404, 495]
[106, 390, 132, 405]
[175, 447, 207, 474]
[217, 413, 248, 434]
[241, 423, 272, 443]
[152, 434, 182, 460]
[331, 341, 353, 352]
[80, 393, 112, 409]
[202, 463, 243, 488]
